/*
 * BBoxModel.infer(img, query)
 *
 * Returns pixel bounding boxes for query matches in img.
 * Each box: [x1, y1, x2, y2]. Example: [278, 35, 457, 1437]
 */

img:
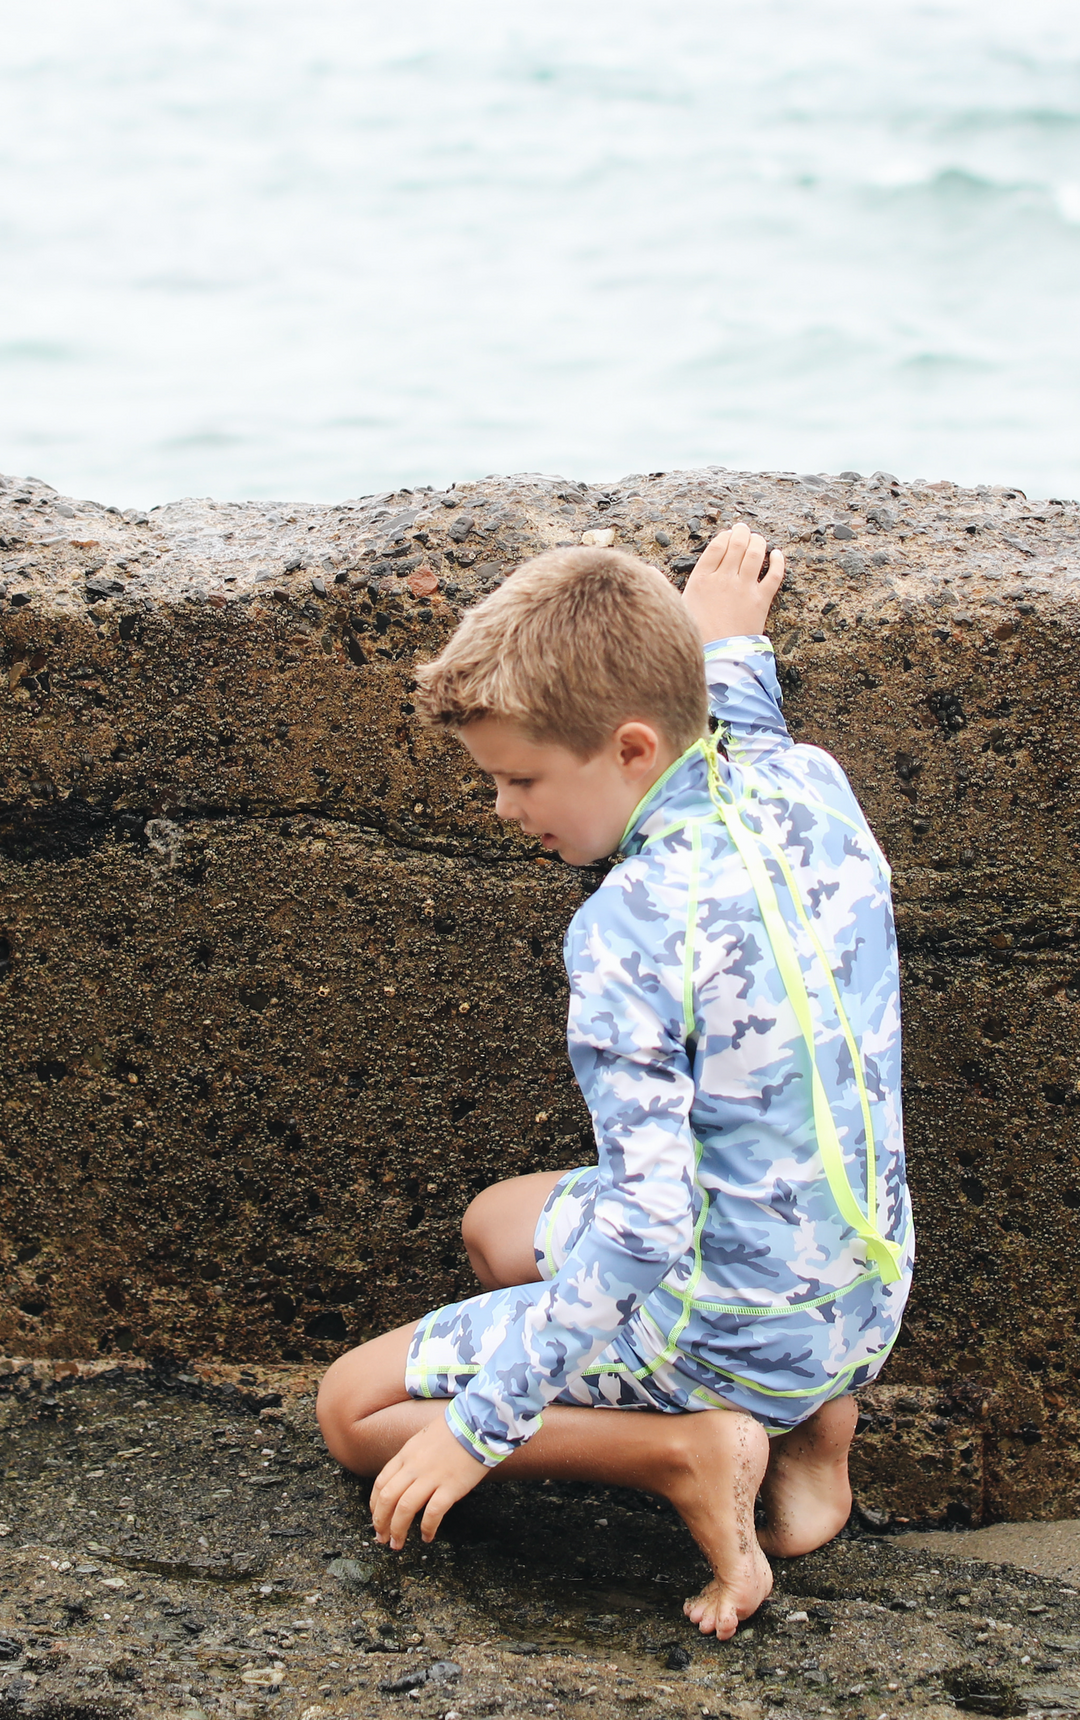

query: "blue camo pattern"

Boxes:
[407, 636, 914, 1465]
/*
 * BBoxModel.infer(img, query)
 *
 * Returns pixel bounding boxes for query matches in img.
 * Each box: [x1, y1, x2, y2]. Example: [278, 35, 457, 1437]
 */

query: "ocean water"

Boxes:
[0, 0, 1078, 507]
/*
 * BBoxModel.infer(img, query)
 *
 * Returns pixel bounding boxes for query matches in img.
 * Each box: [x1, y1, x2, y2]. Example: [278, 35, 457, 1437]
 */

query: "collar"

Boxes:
[617, 737, 716, 857]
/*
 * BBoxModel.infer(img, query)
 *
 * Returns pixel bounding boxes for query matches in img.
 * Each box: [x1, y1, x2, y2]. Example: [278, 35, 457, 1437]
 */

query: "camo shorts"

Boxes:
[405, 1166, 852, 1432]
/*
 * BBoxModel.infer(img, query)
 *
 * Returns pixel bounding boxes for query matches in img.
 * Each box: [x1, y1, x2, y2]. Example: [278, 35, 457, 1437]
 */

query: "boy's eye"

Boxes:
[508, 778, 533, 788]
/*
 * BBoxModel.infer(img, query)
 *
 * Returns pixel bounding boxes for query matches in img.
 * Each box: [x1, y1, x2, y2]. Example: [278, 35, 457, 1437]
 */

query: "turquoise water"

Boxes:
[1, 0, 1078, 505]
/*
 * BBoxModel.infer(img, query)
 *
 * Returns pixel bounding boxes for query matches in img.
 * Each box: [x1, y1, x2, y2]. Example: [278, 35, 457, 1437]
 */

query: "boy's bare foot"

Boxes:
[663, 1410, 773, 1640]
[757, 1395, 858, 1558]
[681, 522, 785, 643]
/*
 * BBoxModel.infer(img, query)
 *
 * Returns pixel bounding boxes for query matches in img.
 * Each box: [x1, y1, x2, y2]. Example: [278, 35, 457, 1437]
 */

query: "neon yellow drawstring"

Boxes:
[699, 739, 903, 1286]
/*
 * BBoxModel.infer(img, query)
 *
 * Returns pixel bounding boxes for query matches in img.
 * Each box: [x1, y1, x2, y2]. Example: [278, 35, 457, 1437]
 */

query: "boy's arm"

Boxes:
[444, 869, 698, 1466]
[369, 871, 698, 1547]
[682, 524, 792, 759]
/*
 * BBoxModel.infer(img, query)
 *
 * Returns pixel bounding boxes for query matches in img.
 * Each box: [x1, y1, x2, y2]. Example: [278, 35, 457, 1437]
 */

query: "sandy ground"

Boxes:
[5, 1366, 1080, 1719]
[897, 1525, 1080, 1587]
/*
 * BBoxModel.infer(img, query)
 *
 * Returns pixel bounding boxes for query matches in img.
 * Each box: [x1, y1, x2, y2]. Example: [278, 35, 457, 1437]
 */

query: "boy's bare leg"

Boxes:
[460, 1168, 567, 1289]
[318, 1326, 772, 1640]
[757, 1394, 858, 1557]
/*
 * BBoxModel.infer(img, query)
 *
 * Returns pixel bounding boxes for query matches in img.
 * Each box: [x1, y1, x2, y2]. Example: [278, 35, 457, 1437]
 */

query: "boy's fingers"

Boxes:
[717, 522, 755, 578]
[720, 521, 752, 555]
[764, 547, 786, 585]
[688, 529, 731, 579]
[370, 1490, 399, 1543]
[420, 1487, 454, 1543]
[732, 530, 766, 580]
[371, 1469, 416, 1543]
[688, 520, 774, 589]
[388, 1479, 434, 1549]
[369, 1459, 402, 1531]
[370, 1453, 402, 1499]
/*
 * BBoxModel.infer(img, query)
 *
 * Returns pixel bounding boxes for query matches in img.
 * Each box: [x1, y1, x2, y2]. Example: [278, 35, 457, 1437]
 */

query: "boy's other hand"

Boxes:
[681, 523, 785, 644]
[370, 1413, 488, 1549]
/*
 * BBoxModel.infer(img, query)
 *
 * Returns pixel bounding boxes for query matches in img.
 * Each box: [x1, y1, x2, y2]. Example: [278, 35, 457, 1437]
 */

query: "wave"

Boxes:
[862, 164, 1080, 224]
[0, 340, 83, 366]
[878, 165, 1032, 198]
[898, 352, 998, 375]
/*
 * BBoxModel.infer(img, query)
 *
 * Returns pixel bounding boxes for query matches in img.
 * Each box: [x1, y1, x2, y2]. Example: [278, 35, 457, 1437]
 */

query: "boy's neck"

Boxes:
[617, 734, 699, 844]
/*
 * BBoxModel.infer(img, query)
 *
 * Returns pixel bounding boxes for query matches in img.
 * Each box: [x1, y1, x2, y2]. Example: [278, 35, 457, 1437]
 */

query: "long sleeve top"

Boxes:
[444, 636, 912, 1464]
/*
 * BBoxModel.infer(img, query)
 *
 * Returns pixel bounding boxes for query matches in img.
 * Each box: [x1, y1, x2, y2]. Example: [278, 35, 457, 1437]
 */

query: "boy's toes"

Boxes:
[683, 1580, 739, 1640]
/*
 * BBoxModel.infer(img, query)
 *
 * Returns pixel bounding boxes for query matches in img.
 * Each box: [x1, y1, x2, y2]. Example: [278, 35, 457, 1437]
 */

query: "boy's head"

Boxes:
[415, 547, 708, 866]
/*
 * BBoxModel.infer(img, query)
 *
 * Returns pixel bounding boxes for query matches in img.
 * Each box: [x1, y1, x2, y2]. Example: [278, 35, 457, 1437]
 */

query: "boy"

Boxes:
[317, 525, 912, 1639]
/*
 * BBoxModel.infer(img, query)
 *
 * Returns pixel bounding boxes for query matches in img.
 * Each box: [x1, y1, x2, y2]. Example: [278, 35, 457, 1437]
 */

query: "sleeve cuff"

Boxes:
[703, 634, 774, 655]
[444, 1398, 528, 1469]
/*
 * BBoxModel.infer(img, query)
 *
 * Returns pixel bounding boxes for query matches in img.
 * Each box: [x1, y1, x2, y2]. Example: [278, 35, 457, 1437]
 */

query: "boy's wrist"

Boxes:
[703, 634, 774, 652]
[444, 1398, 514, 1468]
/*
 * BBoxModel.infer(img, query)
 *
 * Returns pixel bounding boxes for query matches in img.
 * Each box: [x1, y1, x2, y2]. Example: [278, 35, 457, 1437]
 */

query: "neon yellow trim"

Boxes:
[631, 1142, 710, 1380]
[739, 765, 893, 882]
[688, 1347, 882, 1401]
[665, 1264, 885, 1317]
[410, 1310, 439, 1398]
[617, 738, 705, 852]
[682, 822, 702, 1041]
[632, 743, 902, 1290]
[738, 766, 897, 1246]
[700, 740, 902, 1286]
[580, 1331, 900, 1409]
[540, 1166, 590, 1276]
[574, 1363, 733, 1412]
[639, 796, 889, 887]
[629, 740, 903, 1293]
[445, 1398, 514, 1464]
[760, 834, 879, 1239]
[582, 1332, 899, 1405]
[703, 636, 775, 658]
[640, 813, 711, 848]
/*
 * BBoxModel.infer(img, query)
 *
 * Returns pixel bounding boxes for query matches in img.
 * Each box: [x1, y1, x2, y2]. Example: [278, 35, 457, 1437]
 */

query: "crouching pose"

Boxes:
[317, 525, 913, 1638]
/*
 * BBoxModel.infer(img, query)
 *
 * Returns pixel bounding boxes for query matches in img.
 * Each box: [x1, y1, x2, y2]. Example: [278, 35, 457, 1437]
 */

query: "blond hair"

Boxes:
[414, 547, 708, 757]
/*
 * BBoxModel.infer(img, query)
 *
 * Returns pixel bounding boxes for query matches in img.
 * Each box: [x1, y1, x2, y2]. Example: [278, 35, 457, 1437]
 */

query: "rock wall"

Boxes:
[1, 464, 1078, 1522]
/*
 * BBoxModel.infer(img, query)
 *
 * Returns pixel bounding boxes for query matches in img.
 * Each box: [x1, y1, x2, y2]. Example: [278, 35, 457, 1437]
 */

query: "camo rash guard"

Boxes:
[405, 635, 914, 1465]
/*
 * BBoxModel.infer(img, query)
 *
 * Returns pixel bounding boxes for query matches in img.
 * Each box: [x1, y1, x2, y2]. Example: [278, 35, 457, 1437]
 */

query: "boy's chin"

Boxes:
[551, 838, 614, 868]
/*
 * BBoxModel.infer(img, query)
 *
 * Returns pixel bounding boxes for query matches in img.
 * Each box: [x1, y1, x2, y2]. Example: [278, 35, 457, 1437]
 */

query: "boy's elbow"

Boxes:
[594, 1191, 695, 1272]
[667, 1211, 697, 1261]
[637, 1210, 695, 1270]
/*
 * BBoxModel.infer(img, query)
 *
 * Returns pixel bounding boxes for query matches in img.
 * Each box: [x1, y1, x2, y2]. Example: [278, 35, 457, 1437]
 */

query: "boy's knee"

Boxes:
[315, 1355, 360, 1460]
[461, 1189, 495, 1279]
[314, 1364, 341, 1440]
[460, 1187, 488, 1245]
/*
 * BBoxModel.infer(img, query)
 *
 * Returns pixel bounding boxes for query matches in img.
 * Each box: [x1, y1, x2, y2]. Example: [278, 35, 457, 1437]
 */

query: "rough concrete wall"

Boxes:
[1, 464, 1078, 1521]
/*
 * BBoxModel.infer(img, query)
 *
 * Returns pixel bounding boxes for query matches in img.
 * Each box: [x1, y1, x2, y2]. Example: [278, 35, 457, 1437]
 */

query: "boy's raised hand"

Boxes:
[681, 522, 785, 644]
[370, 1413, 488, 1549]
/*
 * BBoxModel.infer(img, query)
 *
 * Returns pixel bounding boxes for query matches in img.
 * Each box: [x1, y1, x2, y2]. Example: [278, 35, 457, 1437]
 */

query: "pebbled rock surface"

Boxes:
[5, 1366, 1080, 1720]
[1, 464, 1080, 1522]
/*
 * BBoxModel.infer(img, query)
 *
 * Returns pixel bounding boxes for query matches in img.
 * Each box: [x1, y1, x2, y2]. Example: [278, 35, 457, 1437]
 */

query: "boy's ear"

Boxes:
[613, 720, 664, 776]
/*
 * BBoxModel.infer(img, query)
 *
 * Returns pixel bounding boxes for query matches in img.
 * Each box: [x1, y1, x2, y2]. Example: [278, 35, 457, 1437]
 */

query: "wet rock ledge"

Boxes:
[1, 465, 1079, 1524]
[6, 1364, 1080, 1720]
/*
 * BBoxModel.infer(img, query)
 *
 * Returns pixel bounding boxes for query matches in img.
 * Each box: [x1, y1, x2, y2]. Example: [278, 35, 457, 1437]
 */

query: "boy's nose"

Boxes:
[493, 786, 517, 821]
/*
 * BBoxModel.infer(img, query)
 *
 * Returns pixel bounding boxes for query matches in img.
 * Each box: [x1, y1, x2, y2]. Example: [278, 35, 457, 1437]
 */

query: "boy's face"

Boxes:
[458, 717, 676, 867]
